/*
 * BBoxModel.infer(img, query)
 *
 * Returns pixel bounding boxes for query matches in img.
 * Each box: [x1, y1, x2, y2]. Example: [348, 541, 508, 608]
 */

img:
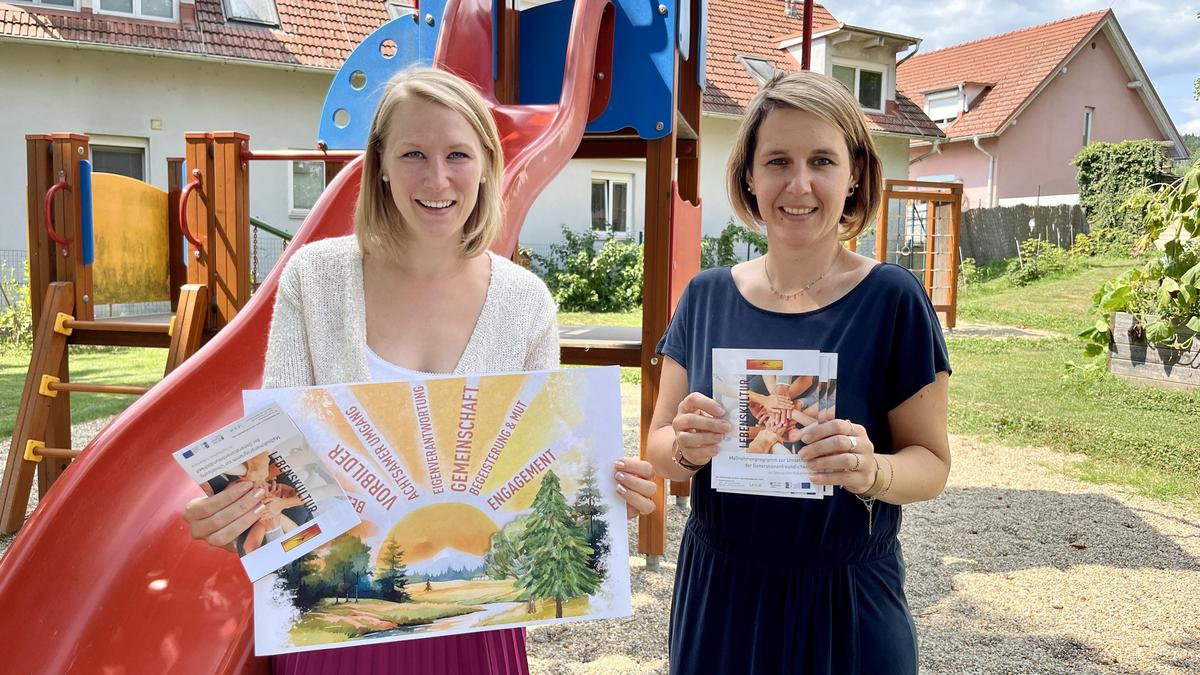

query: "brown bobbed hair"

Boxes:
[726, 70, 883, 241]
[355, 67, 504, 259]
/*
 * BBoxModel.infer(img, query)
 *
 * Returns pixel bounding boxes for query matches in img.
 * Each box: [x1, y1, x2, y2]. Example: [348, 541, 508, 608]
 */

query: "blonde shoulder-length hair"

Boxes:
[726, 70, 883, 241]
[355, 67, 504, 259]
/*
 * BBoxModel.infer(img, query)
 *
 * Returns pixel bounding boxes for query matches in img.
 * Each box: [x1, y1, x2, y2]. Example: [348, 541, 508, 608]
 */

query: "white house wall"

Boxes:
[0, 42, 331, 258]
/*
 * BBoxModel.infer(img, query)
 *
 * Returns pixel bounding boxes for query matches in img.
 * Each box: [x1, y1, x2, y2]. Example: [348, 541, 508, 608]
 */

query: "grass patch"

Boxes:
[0, 346, 164, 438]
[947, 335, 1200, 500]
[557, 309, 641, 327]
[956, 257, 1133, 335]
[409, 579, 522, 604]
[290, 598, 478, 645]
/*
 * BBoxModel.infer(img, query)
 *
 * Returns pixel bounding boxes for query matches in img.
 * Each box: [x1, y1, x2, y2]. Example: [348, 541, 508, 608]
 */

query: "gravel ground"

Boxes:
[3, 398, 1198, 675]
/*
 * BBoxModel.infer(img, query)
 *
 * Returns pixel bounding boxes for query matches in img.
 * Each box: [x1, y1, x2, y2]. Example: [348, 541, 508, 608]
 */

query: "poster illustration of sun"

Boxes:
[243, 367, 630, 656]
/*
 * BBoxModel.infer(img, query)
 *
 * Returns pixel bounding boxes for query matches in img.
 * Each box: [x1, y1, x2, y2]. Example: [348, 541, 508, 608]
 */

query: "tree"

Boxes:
[485, 528, 536, 612]
[374, 539, 412, 603]
[572, 462, 610, 581]
[324, 535, 371, 603]
[519, 471, 600, 618]
[275, 551, 325, 613]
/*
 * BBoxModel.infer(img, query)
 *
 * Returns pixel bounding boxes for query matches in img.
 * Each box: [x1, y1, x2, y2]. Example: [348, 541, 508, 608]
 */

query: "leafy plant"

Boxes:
[1004, 239, 1074, 286]
[1080, 164, 1200, 355]
[700, 220, 767, 269]
[0, 262, 33, 355]
[531, 227, 643, 312]
[1072, 140, 1170, 250]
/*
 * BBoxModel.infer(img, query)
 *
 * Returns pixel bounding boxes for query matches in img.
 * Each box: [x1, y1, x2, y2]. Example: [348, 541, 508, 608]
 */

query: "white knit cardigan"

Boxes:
[263, 235, 560, 388]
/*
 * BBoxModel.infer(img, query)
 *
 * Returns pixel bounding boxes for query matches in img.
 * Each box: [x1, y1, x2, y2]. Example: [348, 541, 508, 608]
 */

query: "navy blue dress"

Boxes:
[657, 263, 951, 675]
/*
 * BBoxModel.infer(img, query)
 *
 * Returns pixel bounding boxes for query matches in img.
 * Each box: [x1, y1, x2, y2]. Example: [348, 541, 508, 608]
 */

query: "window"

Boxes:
[924, 89, 961, 123]
[96, 0, 176, 21]
[591, 174, 632, 234]
[92, 146, 146, 181]
[13, 0, 77, 8]
[832, 64, 884, 112]
[737, 56, 777, 85]
[290, 161, 326, 216]
[1082, 107, 1094, 147]
[223, 0, 280, 26]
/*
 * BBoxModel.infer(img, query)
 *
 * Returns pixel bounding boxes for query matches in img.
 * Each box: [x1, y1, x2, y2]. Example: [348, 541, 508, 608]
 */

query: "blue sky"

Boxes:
[829, 1, 1200, 135]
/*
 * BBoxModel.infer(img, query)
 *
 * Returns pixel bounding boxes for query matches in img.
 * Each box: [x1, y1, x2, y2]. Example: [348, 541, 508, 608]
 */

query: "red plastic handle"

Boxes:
[43, 181, 72, 247]
[178, 172, 204, 249]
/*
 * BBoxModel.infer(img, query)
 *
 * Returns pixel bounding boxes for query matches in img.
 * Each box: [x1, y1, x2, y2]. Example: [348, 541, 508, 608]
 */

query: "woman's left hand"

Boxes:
[614, 458, 657, 518]
[796, 419, 876, 494]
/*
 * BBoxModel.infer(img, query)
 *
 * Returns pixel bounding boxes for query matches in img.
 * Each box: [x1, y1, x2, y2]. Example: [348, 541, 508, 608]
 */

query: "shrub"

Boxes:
[1004, 239, 1073, 286]
[1072, 140, 1170, 248]
[958, 257, 980, 287]
[531, 227, 643, 312]
[700, 220, 767, 269]
[0, 262, 33, 355]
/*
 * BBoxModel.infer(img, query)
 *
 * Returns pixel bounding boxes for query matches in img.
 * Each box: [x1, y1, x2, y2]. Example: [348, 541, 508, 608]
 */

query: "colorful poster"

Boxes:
[242, 367, 630, 656]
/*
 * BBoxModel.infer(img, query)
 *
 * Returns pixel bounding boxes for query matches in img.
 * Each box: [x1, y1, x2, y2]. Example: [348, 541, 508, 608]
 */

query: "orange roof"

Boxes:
[0, 0, 386, 70]
[703, 0, 839, 115]
[703, 0, 940, 138]
[896, 10, 1110, 139]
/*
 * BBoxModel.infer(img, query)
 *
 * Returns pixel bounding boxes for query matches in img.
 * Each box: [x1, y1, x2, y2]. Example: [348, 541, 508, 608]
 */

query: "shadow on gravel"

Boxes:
[904, 486, 1200, 674]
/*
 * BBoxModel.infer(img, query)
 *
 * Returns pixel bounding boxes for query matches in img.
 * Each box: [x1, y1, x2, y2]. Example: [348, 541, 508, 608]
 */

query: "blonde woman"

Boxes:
[183, 67, 657, 675]
[647, 71, 951, 673]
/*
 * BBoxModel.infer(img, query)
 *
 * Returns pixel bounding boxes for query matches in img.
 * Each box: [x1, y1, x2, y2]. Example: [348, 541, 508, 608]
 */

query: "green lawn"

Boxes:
[956, 257, 1135, 335]
[0, 347, 165, 438]
[557, 309, 642, 327]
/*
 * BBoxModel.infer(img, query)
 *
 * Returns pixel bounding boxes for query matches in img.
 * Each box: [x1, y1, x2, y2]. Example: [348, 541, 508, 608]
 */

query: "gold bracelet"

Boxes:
[876, 455, 894, 498]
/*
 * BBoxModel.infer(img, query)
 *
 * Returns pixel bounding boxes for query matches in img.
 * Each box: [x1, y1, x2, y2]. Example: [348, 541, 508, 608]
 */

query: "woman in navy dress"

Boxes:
[648, 71, 952, 674]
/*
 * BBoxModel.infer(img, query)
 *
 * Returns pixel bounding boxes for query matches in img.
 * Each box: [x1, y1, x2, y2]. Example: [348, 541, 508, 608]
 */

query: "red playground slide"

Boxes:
[0, 0, 612, 672]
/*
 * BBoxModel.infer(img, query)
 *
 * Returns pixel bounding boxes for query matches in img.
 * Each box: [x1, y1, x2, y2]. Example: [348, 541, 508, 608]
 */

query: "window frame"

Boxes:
[386, 0, 417, 20]
[288, 159, 327, 218]
[11, 0, 80, 10]
[94, 0, 178, 23]
[221, 0, 280, 27]
[1082, 106, 1094, 147]
[88, 134, 150, 182]
[923, 89, 961, 123]
[830, 60, 887, 114]
[590, 172, 634, 237]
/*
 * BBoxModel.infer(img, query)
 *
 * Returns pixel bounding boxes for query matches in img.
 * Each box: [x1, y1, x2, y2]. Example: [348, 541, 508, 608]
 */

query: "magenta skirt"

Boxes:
[272, 628, 529, 675]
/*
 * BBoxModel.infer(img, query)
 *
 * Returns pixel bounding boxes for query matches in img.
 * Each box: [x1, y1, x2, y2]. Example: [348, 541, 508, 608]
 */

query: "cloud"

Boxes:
[1178, 101, 1200, 135]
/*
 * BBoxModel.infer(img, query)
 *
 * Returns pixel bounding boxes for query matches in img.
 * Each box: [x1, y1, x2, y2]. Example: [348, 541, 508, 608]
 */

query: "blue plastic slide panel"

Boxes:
[79, 159, 94, 266]
[518, 0, 677, 140]
[318, 4, 447, 150]
[678, 0, 689, 61]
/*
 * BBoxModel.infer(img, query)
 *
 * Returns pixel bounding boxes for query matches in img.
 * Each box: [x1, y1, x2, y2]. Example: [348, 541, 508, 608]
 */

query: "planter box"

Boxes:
[1108, 312, 1200, 391]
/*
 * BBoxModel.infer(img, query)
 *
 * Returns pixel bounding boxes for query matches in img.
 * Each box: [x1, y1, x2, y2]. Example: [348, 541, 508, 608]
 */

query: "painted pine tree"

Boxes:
[374, 539, 412, 603]
[572, 462, 610, 581]
[520, 470, 599, 618]
[485, 527, 537, 612]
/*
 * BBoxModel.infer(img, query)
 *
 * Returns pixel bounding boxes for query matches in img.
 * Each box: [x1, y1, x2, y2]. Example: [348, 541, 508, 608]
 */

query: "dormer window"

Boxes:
[924, 88, 962, 123]
[737, 56, 778, 85]
[832, 63, 884, 112]
[223, 0, 280, 26]
[13, 0, 78, 9]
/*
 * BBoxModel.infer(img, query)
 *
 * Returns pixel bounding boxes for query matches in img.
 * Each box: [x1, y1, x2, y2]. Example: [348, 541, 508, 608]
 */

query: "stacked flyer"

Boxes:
[710, 348, 838, 498]
[173, 402, 361, 581]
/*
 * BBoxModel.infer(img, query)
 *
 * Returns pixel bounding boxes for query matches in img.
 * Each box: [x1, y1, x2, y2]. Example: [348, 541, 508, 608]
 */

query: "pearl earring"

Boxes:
[382, 175, 390, 183]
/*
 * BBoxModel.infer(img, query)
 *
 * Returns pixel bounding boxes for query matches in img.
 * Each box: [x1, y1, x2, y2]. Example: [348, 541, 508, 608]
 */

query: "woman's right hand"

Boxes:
[182, 480, 268, 551]
[672, 392, 732, 469]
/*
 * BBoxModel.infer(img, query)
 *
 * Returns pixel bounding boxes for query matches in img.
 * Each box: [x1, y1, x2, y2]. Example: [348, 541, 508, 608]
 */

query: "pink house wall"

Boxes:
[909, 136, 995, 209]
[908, 27, 1165, 207]
[994, 30, 1163, 201]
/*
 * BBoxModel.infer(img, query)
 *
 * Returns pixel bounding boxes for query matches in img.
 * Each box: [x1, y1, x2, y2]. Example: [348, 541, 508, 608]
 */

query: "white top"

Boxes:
[262, 235, 560, 389]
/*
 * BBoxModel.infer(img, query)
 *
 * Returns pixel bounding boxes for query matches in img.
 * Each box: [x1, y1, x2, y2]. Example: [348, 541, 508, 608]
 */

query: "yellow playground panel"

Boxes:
[90, 172, 170, 305]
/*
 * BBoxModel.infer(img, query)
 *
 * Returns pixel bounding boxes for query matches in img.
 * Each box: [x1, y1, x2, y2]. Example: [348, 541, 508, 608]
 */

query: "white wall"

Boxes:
[0, 42, 333, 257]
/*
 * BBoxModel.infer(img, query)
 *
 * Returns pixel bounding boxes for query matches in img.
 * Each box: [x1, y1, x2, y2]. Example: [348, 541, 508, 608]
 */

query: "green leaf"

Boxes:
[1094, 318, 1110, 334]
[1144, 320, 1174, 344]
[1186, 316, 1200, 334]
[1160, 277, 1181, 293]
[1083, 343, 1104, 358]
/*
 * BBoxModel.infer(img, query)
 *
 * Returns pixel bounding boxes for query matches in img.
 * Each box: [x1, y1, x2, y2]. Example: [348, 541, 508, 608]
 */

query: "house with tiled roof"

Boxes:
[0, 0, 398, 263]
[897, 10, 1187, 209]
[521, 0, 944, 251]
